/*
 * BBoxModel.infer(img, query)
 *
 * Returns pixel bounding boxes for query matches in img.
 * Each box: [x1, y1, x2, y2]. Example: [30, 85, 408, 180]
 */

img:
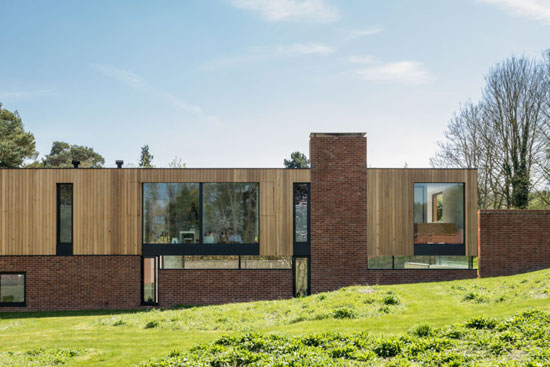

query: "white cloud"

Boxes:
[478, 0, 550, 23]
[0, 89, 57, 100]
[357, 61, 432, 84]
[91, 64, 222, 126]
[231, 0, 339, 22]
[348, 55, 376, 64]
[274, 43, 334, 55]
[347, 28, 382, 40]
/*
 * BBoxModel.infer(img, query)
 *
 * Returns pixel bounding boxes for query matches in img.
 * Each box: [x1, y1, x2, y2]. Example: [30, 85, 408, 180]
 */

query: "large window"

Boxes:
[203, 183, 259, 244]
[57, 183, 73, 256]
[414, 183, 464, 255]
[0, 273, 25, 306]
[368, 256, 476, 270]
[143, 183, 200, 244]
[159, 255, 291, 269]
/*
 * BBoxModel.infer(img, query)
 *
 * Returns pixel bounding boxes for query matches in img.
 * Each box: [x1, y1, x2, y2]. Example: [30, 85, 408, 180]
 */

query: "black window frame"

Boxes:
[413, 182, 466, 256]
[293, 183, 310, 257]
[142, 182, 260, 256]
[0, 272, 26, 307]
[56, 183, 73, 256]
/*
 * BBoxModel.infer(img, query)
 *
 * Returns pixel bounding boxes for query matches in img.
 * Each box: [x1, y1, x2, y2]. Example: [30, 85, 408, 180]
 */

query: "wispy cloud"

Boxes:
[357, 61, 433, 84]
[348, 55, 376, 64]
[478, 0, 550, 23]
[346, 28, 382, 40]
[0, 89, 57, 100]
[199, 43, 334, 70]
[231, 0, 339, 23]
[91, 64, 221, 126]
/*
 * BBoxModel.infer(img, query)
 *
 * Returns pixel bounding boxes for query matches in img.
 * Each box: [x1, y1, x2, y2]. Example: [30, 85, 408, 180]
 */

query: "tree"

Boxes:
[0, 103, 38, 167]
[432, 53, 550, 209]
[139, 145, 154, 168]
[168, 156, 186, 168]
[284, 151, 310, 168]
[42, 141, 105, 168]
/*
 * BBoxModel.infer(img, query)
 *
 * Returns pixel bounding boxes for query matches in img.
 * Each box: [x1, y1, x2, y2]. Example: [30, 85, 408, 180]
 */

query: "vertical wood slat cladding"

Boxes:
[367, 169, 478, 257]
[0, 169, 310, 256]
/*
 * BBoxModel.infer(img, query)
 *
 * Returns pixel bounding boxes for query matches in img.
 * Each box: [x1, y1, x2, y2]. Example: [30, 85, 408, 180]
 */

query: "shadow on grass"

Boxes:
[0, 304, 209, 320]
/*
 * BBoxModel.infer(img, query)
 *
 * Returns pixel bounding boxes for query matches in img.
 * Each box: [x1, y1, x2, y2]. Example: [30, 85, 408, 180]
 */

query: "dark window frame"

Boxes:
[0, 272, 26, 307]
[142, 182, 261, 256]
[413, 182, 466, 256]
[56, 183, 73, 256]
[367, 256, 478, 270]
[293, 183, 310, 256]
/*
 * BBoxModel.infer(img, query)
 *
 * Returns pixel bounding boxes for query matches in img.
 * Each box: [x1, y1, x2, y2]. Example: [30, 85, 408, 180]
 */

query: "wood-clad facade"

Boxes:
[0, 168, 310, 256]
[367, 168, 478, 257]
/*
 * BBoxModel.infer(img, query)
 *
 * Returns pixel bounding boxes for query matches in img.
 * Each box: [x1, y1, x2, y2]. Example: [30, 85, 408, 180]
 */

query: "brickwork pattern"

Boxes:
[310, 134, 368, 292]
[0, 256, 141, 311]
[159, 269, 293, 306]
[478, 210, 550, 277]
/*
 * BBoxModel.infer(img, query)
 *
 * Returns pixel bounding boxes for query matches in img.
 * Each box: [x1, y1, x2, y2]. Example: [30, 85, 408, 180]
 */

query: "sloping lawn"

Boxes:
[0, 269, 548, 366]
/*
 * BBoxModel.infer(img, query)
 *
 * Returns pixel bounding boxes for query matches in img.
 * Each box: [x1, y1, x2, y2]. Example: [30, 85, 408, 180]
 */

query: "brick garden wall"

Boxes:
[309, 133, 368, 292]
[159, 269, 293, 307]
[0, 256, 141, 311]
[478, 210, 550, 278]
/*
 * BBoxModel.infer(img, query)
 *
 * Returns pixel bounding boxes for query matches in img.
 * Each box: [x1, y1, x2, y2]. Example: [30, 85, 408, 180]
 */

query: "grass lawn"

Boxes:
[0, 269, 549, 366]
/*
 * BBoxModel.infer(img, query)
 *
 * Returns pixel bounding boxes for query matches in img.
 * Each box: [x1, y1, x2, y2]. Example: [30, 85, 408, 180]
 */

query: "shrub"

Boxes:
[373, 338, 402, 358]
[384, 294, 401, 305]
[411, 324, 433, 337]
[465, 317, 497, 330]
[333, 308, 356, 319]
[144, 320, 159, 329]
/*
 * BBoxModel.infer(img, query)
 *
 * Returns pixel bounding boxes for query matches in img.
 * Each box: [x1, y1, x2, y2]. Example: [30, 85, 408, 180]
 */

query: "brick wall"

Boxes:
[309, 133, 368, 292]
[0, 256, 141, 311]
[159, 269, 293, 307]
[478, 210, 550, 277]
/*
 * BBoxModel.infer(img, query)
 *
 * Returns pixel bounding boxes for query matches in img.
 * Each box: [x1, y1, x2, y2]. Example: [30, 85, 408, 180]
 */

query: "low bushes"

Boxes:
[138, 310, 550, 366]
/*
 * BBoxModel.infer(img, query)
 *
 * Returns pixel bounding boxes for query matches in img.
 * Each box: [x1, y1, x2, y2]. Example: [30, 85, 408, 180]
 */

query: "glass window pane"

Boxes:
[143, 257, 157, 303]
[59, 184, 73, 243]
[0, 274, 25, 303]
[241, 256, 292, 269]
[394, 256, 472, 269]
[160, 256, 184, 269]
[414, 183, 464, 245]
[368, 256, 393, 269]
[294, 257, 309, 297]
[143, 183, 200, 244]
[294, 184, 309, 243]
[184, 256, 239, 269]
[203, 183, 259, 244]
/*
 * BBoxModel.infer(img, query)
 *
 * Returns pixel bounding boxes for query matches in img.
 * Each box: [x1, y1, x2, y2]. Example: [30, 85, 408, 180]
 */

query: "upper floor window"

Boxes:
[143, 183, 200, 244]
[414, 183, 464, 247]
[142, 182, 259, 245]
[57, 183, 73, 255]
[294, 183, 310, 244]
[203, 183, 259, 244]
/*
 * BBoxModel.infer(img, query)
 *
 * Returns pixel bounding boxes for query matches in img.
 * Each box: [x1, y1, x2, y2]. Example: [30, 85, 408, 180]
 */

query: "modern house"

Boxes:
[0, 133, 548, 311]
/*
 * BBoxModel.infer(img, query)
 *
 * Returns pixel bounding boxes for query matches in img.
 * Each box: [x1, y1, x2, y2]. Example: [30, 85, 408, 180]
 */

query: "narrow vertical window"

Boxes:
[294, 257, 309, 297]
[57, 183, 73, 256]
[142, 257, 158, 304]
[294, 183, 310, 244]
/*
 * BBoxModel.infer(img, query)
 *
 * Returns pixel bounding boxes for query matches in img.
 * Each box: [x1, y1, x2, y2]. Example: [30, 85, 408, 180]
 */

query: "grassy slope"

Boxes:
[0, 269, 548, 367]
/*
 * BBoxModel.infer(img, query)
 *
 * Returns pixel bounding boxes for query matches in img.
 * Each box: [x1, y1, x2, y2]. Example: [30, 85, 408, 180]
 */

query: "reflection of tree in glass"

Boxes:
[203, 183, 258, 244]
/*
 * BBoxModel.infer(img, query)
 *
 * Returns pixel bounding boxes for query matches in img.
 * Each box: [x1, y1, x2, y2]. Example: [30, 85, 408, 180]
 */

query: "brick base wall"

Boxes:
[159, 269, 293, 307]
[478, 210, 550, 278]
[366, 269, 477, 285]
[0, 256, 141, 311]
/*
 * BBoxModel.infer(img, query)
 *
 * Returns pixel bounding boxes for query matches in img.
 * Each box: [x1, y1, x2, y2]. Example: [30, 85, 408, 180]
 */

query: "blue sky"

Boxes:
[1, 0, 549, 167]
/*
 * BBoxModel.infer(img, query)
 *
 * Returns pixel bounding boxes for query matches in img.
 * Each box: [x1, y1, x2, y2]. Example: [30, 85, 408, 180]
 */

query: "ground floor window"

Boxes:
[0, 273, 25, 306]
[368, 256, 477, 270]
[294, 257, 309, 297]
[142, 257, 158, 305]
[159, 255, 292, 269]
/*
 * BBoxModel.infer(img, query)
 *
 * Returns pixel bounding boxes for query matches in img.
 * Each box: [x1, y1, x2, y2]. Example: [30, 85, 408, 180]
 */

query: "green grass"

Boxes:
[0, 269, 549, 366]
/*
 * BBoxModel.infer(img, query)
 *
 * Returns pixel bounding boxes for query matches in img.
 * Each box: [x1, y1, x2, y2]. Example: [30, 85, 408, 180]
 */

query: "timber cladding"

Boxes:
[367, 168, 478, 257]
[0, 169, 310, 256]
